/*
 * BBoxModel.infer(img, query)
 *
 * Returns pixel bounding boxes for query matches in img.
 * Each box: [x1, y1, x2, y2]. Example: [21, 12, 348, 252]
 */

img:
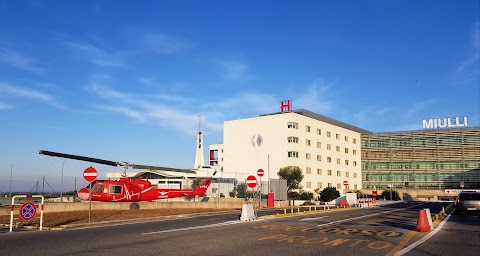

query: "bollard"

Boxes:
[284, 209, 287, 214]
[298, 208, 300, 212]
[309, 206, 311, 211]
[291, 208, 293, 214]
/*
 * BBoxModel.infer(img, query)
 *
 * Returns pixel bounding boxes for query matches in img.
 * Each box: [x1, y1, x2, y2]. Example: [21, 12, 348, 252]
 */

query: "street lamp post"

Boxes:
[61, 162, 65, 201]
[9, 165, 14, 198]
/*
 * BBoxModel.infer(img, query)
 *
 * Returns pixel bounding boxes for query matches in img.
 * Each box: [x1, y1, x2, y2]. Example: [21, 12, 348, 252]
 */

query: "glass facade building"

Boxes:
[361, 127, 480, 191]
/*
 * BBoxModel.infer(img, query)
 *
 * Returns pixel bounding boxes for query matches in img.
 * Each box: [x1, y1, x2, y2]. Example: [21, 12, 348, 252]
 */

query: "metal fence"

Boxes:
[206, 178, 287, 200]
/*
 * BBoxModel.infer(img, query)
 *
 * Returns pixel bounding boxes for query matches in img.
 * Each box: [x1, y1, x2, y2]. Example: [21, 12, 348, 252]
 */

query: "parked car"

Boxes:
[455, 191, 480, 214]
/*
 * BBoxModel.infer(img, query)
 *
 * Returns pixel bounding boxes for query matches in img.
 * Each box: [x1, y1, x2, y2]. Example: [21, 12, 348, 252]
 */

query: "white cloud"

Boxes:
[143, 33, 191, 54]
[295, 82, 334, 114]
[221, 61, 250, 81]
[404, 99, 436, 118]
[0, 101, 13, 110]
[0, 47, 43, 73]
[96, 105, 147, 122]
[0, 82, 53, 102]
[455, 22, 480, 85]
[353, 107, 389, 125]
[64, 41, 123, 67]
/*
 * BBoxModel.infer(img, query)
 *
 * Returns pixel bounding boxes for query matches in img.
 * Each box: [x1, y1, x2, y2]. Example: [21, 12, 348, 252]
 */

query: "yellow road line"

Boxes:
[385, 231, 417, 256]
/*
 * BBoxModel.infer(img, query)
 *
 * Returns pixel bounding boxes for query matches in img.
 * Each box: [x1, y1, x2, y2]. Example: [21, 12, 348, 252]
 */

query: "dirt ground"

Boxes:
[1, 208, 236, 229]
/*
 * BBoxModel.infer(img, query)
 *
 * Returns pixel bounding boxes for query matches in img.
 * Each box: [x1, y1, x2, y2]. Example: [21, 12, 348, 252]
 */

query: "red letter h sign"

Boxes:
[280, 100, 291, 113]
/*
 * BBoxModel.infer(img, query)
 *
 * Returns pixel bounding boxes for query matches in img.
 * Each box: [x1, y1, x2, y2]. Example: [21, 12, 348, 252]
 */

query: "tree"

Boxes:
[277, 166, 304, 193]
[319, 187, 340, 202]
[381, 190, 400, 200]
[190, 177, 204, 189]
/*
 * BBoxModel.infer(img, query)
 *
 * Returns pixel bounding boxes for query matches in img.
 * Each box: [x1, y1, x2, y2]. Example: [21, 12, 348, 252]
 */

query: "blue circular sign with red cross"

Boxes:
[19, 202, 37, 221]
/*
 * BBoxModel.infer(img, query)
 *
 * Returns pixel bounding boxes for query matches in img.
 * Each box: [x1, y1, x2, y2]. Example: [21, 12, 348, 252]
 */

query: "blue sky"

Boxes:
[0, 0, 479, 190]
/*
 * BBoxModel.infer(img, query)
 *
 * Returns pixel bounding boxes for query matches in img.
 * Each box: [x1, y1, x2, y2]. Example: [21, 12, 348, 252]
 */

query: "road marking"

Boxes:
[385, 231, 417, 256]
[394, 210, 454, 256]
[141, 220, 241, 235]
[316, 203, 426, 227]
[300, 216, 329, 221]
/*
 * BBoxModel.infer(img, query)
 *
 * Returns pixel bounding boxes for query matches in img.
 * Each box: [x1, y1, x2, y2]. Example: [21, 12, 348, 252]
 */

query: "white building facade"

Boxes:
[209, 107, 372, 195]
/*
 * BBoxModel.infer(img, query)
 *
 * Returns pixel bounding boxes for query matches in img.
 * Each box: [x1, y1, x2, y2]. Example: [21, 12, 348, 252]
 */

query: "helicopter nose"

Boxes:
[77, 188, 90, 200]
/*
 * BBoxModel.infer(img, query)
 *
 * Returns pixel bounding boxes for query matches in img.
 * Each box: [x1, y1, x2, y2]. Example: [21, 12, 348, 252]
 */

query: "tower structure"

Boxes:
[193, 115, 205, 169]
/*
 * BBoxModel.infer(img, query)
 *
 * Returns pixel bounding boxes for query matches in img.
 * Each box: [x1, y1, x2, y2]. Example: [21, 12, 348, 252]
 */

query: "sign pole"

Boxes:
[83, 167, 98, 224]
[89, 182, 92, 223]
[259, 176, 261, 208]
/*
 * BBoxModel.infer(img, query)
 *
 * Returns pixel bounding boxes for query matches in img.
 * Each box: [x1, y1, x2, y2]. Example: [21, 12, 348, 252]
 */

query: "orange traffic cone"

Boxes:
[415, 209, 431, 232]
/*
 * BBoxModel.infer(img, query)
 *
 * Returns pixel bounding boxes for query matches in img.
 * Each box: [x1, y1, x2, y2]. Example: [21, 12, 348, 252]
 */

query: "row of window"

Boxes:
[287, 122, 357, 144]
[287, 136, 358, 154]
[305, 181, 358, 190]
[287, 151, 358, 166]
[304, 168, 359, 178]
[363, 171, 480, 183]
[362, 134, 479, 148]
[362, 160, 480, 170]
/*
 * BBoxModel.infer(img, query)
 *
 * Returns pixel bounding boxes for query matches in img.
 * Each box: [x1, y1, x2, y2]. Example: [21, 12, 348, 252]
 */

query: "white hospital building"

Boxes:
[209, 102, 372, 194]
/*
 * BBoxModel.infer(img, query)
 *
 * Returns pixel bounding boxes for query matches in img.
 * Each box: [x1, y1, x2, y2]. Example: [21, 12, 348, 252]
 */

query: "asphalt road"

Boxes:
[1, 202, 478, 256]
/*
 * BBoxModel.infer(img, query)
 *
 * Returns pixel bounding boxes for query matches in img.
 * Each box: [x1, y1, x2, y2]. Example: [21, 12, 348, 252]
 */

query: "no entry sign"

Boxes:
[83, 167, 98, 182]
[343, 180, 349, 187]
[257, 169, 264, 177]
[19, 202, 36, 221]
[247, 175, 257, 188]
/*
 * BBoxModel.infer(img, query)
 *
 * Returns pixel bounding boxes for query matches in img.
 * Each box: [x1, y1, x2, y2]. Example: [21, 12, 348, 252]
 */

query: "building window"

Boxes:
[345, 148, 349, 154]
[337, 171, 341, 177]
[306, 153, 311, 160]
[336, 146, 340, 152]
[306, 139, 311, 146]
[345, 136, 348, 142]
[317, 169, 322, 175]
[317, 182, 322, 189]
[337, 183, 341, 189]
[328, 183, 332, 187]
[306, 182, 311, 188]
[353, 138, 357, 144]
[353, 149, 356, 155]
[306, 167, 311, 174]
[345, 160, 349, 165]
[346, 172, 350, 177]
[317, 142, 321, 148]
[316, 155, 322, 161]
[327, 131, 331, 138]
[288, 151, 299, 158]
[327, 144, 331, 150]
[317, 128, 321, 135]
[306, 125, 311, 132]
[353, 161, 357, 166]
[327, 157, 332, 163]
[287, 122, 298, 129]
[354, 173, 357, 178]
[336, 134, 340, 140]
[328, 170, 332, 176]
[354, 184, 358, 190]
[287, 136, 299, 143]
[336, 158, 341, 164]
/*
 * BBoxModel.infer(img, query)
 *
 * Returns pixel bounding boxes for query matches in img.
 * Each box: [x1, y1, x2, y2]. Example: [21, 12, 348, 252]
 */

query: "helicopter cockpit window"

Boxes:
[109, 185, 122, 194]
[92, 184, 103, 193]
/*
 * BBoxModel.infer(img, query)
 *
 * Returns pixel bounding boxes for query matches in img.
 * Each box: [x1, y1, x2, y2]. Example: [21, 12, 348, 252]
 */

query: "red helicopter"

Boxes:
[39, 150, 215, 202]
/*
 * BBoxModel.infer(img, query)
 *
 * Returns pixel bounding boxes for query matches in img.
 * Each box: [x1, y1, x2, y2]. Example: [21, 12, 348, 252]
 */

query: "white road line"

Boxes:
[316, 203, 427, 227]
[300, 216, 329, 221]
[394, 210, 454, 256]
[141, 220, 241, 235]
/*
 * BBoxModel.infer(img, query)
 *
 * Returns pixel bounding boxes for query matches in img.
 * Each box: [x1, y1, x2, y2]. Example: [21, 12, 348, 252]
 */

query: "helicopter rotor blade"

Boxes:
[131, 164, 195, 174]
[39, 150, 120, 167]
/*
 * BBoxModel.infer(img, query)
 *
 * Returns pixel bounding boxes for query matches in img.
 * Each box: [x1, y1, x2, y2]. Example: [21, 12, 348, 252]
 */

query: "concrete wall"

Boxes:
[0, 198, 288, 216]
